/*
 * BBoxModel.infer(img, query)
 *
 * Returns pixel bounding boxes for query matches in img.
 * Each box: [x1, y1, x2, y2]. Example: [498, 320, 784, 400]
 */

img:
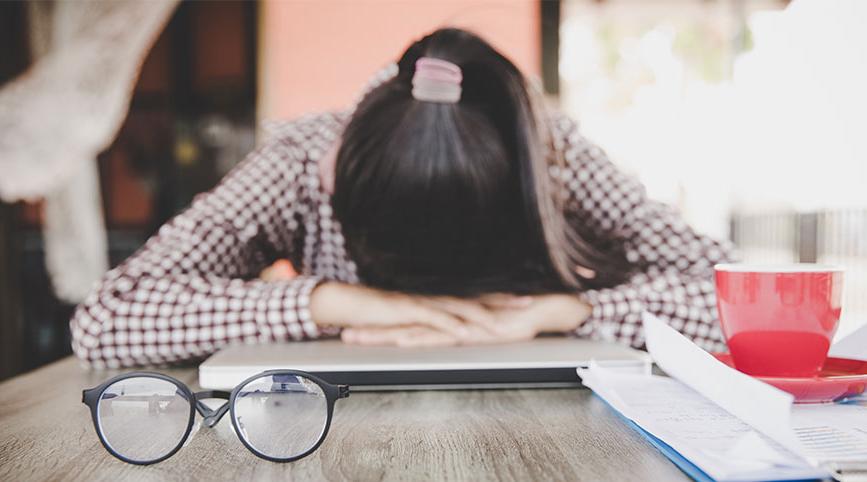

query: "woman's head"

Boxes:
[332, 28, 624, 296]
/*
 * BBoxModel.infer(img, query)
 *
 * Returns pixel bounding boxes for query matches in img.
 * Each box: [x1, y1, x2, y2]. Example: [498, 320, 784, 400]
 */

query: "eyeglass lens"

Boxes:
[232, 373, 329, 459]
[97, 377, 190, 463]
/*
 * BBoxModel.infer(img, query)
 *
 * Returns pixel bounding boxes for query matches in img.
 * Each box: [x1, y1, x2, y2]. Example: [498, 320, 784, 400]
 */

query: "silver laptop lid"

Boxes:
[199, 337, 650, 390]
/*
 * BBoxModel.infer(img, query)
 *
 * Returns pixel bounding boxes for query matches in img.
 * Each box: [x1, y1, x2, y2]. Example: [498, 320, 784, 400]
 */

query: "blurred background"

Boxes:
[1, 0, 864, 380]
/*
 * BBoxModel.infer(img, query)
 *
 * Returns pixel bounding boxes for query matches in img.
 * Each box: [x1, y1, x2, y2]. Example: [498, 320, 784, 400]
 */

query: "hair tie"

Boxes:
[411, 57, 462, 104]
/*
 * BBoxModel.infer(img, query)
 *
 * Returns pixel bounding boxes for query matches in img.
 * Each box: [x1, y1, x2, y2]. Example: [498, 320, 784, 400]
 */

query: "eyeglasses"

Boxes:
[82, 370, 349, 465]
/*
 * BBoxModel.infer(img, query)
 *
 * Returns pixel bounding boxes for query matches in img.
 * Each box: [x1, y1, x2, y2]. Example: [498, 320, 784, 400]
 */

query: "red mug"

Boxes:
[714, 264, 843, 378]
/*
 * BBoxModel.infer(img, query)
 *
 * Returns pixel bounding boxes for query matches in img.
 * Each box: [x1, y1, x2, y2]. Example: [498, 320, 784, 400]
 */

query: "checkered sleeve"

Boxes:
[551, 115, 737, 352]
[70, 139, 324, 369]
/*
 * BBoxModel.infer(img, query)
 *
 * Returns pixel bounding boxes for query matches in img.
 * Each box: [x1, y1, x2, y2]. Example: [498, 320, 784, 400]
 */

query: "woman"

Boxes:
[71, 28, 734, 369]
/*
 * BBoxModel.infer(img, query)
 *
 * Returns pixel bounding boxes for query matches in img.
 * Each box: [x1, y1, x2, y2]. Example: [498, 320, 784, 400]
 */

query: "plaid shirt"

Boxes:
[71, 78, 735, 369]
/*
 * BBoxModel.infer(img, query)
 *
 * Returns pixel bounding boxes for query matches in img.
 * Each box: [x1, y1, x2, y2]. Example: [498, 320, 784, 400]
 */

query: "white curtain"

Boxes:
[0, 0, 178, 302]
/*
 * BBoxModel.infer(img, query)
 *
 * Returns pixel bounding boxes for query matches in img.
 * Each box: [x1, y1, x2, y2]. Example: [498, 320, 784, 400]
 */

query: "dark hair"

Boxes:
[332, 28, 629, 297]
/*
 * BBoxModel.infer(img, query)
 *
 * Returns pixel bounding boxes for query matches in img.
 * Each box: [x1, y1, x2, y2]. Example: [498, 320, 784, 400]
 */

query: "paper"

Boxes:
[642, 313, 803, 455]
[829, 322, 867, 360]
[578, 364, 824, 481]
[792, 402, 867, 463]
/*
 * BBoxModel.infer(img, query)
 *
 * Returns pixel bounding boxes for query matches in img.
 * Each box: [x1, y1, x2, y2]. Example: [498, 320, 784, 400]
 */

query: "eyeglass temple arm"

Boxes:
[191, 390, 231, 428]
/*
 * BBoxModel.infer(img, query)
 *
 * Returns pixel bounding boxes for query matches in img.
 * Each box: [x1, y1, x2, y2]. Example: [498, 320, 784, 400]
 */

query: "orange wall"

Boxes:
[258, 0, 541, 121]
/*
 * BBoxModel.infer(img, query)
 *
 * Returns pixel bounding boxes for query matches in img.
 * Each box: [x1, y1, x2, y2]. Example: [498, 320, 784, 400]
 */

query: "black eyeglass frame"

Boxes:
[82, 369, 350, 465]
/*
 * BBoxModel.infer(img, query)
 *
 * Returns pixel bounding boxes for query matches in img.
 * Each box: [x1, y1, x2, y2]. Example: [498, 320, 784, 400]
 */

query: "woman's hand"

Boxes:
[310, 282, 498, 347]
[325, 287, 592, 347]
[476, 293, 592, 341]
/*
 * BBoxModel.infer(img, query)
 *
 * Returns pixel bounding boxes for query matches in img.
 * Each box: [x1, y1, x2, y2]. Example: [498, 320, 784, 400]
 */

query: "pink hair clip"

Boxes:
[411, 57, 462, 104]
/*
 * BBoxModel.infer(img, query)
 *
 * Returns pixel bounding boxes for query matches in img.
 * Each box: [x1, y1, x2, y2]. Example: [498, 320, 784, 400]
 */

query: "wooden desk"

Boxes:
[0, 357, 689, 481]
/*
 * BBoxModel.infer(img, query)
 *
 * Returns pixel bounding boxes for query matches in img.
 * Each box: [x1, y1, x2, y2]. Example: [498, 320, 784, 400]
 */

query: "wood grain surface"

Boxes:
[0, 357, 689, 481]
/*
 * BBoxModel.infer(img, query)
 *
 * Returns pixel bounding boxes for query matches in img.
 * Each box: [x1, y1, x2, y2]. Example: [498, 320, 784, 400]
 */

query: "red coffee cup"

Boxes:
[714, 264, 843, 378]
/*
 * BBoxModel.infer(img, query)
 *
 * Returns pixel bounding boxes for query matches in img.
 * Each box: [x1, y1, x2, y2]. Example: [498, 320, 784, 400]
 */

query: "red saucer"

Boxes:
[712, 353, 867, 403]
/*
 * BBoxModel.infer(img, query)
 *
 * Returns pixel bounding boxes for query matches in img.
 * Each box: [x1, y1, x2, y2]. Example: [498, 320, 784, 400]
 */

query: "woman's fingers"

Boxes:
[341, 323, 525, 348]
[342, 326, 459, 348]
[407, 302, 473, 338]
[318, 285, 516, 340]
[477, 293, 534, 310]
[419, 297, 498, 331]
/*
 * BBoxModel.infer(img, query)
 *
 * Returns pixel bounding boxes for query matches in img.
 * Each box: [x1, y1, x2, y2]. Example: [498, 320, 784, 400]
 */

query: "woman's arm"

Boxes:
[553, 115, 737, 351]
[70, 137, 323, 369]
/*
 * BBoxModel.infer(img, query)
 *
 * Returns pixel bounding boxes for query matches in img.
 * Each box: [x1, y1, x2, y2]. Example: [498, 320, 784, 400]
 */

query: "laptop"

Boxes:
[199, 336, 651, 391]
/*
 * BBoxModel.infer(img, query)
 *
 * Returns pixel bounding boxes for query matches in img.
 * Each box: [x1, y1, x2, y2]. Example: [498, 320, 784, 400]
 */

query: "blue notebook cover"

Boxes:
[624, 418, 715, 482]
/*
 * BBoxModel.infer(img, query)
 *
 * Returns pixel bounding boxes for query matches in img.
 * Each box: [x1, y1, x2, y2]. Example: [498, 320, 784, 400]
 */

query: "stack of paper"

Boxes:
[577, 313, 867, 482]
